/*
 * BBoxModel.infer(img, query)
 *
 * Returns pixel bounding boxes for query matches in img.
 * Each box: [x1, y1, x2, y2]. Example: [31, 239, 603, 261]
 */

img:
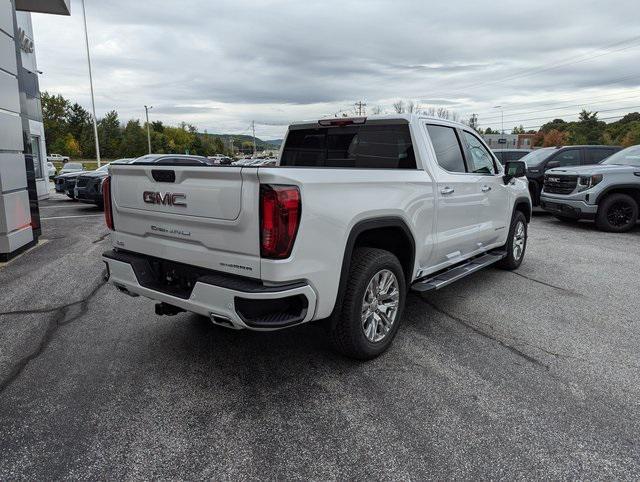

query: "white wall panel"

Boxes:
[0, 110, 23, 151]
[0, 0, 13, 37]
[0, 189, 31, 234]
[0, 152, 27, 192]
[0, 31, 17, 75]
[0, 68, 19, 113]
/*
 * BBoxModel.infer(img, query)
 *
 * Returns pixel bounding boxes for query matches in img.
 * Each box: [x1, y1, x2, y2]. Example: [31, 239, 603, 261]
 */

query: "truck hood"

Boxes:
[546, 164, 638, 176]
[78, 170, 107, 179]
[55, 172, 82, 179]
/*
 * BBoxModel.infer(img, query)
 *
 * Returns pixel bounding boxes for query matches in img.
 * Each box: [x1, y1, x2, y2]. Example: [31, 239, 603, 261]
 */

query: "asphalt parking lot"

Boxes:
[0, 192, 638, 479]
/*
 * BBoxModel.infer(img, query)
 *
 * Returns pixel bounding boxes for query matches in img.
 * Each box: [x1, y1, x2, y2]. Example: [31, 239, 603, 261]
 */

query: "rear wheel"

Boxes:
[497, 211, 528, 270]
[329, 248, 406, 360]
[595, 193, 638, 232]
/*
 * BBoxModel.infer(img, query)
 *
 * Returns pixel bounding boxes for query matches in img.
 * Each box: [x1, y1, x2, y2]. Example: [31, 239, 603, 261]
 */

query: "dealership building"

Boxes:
[0, 0, 70, 261]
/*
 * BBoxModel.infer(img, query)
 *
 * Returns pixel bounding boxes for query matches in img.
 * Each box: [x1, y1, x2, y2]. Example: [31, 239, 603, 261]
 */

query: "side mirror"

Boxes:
[545, 160, 560, 170]
[503, 161, 526, 184]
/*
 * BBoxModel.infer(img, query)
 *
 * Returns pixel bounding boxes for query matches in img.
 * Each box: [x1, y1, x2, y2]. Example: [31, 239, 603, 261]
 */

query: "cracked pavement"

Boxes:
[0, 194, 639, 479]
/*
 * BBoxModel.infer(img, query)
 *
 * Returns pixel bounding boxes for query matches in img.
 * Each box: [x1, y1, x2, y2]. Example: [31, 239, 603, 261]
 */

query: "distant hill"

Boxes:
[264, 139, 283, 147]
[199, 133, 282, 151]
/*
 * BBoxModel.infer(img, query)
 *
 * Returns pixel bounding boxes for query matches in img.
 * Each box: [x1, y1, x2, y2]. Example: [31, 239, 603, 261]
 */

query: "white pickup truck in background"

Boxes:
[47, 153, 70, 163]
[102, 114, 531, 359]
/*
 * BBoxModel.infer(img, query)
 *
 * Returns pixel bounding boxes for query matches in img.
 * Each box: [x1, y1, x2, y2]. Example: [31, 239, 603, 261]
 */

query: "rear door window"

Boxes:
[281, 124, 416, 169]
[585, 149, 614, 164]
[426, 125, 466, 173]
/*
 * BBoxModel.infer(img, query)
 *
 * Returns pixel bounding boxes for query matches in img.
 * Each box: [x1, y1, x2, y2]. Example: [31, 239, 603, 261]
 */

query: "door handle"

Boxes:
[481, 185, 492, 192]
[440, 187, 455, 195]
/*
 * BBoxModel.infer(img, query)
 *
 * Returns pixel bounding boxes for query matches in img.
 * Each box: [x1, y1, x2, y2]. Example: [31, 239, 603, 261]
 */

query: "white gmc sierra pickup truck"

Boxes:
[102, 115, 531, 359]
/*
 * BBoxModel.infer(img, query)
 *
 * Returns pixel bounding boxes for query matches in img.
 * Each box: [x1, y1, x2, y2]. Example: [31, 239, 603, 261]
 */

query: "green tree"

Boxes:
[99, 110, 122, 158]
[41, 92, 70, 152]
[568, 110, 604, 145]
[119, 120, 147, 158]
[540, 118, 567, 133]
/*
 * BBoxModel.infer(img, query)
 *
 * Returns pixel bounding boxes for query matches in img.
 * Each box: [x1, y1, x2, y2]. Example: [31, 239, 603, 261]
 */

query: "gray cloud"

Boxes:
[31, 0, 640, 137]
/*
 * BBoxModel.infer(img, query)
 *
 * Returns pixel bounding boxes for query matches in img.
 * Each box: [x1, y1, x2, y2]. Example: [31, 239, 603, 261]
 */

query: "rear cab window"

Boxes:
[426, 124, 466, 173]
[280, 122, 416, 169]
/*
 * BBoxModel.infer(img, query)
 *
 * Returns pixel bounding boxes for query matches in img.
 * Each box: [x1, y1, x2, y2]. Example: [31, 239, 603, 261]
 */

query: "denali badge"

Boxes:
[143, 191, 187, 206]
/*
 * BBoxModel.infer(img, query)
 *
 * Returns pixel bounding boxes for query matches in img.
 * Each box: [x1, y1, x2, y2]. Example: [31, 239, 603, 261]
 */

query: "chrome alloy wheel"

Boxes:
[361, 269, 400, 343]
[513, 220, 526, 261]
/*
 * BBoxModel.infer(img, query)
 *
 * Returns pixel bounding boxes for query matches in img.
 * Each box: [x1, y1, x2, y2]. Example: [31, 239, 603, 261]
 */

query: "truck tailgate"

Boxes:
[109, 165, 261, 278]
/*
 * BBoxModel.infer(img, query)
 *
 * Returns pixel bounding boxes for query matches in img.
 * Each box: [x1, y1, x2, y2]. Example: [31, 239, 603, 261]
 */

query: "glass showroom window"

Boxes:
[30, 136, 43, 179]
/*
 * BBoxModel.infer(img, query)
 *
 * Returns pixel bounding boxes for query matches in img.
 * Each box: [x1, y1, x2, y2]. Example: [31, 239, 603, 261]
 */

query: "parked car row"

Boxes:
[54, 159, 132, 205]
[492, 144, 637, 232]
[540, 144, 640, 232]
[233, 157, 277, 166]
[521, 145, 622, 206]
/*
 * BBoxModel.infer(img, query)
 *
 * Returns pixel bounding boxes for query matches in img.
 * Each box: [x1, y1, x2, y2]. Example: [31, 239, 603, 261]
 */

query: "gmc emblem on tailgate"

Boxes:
[143, 191, 187, 207]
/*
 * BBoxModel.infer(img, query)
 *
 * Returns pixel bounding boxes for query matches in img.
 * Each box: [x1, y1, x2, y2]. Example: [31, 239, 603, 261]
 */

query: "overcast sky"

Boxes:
[32, 0, 640, 139]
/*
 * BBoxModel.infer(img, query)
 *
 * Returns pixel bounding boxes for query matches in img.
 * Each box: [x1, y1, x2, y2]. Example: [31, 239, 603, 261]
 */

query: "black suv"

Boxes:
[520, 145, 622, 205]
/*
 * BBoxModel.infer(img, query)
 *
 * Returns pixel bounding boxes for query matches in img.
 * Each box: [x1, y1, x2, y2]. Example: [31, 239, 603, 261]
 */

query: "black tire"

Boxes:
[595, 193, 638, 233]
[497, 211, 528, 270]
[329, 248, 406, 360]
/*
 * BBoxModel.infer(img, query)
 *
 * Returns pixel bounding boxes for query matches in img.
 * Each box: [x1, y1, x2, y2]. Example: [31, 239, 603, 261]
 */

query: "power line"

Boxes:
[464, 72, 640, 117]
[480, 104, 640, 128]
[487, 114, 632, 133]
[477, 95, 640, 123]
[412, 34, 640, 110]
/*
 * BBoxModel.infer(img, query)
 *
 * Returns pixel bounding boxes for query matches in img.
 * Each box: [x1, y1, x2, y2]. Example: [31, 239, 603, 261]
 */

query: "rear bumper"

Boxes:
[102, 249, 317, 331]
[540, 195, 597, 220]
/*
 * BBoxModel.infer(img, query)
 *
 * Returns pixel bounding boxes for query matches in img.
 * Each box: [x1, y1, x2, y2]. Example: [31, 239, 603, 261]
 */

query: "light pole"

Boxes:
[81, 0, 101, 167]
[493, 105, 504, 135]
[144, 105, 153, 154]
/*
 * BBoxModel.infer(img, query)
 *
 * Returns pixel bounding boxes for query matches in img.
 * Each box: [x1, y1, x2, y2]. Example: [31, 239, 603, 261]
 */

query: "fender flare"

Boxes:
[329, 216, 415, 322]
[512, 196, 532, 223]
[595, 184, 640, 205]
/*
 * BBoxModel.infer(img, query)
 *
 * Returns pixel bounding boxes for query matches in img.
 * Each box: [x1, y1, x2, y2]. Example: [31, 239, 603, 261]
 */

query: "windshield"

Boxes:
[519, 148, 555, 167]
[96, 164, 109, 172]
[601, 145, 640, 167]
[64, 163, 82, 169]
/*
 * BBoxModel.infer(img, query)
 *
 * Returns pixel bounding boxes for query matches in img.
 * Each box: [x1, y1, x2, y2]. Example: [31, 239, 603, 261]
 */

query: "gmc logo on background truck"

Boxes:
[143, 191, 187, 207]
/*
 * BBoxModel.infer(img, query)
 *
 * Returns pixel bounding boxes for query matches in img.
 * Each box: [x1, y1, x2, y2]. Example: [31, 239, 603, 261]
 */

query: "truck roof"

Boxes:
[288, 113, 470, 130]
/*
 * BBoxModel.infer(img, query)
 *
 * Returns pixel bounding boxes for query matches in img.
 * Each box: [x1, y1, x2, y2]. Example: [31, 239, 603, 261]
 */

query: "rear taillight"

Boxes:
[260, 184, 301, 259]
[102, 176, 114, 230]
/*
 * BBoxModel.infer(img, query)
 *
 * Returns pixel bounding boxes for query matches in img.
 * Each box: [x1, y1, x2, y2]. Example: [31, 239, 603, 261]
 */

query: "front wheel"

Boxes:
[329, 248, 406, 360]
[595, 193, 638, 233]
[497, 211, 528, 270]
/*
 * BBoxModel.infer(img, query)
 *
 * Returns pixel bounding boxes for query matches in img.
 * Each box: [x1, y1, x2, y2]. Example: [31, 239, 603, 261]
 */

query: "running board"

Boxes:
[411, 251, 506, 293]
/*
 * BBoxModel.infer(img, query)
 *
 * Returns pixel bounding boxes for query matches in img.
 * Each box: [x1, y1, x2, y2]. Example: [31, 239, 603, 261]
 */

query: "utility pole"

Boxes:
[144, 105, 153, 154]
[81, 0, 101, 167]
[494, 105, 504, 134]
[251, 121, 256, 158]
[355, 101, 367, 116]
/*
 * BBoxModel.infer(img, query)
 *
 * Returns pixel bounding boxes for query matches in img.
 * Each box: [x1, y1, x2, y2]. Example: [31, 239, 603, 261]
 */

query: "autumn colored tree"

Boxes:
[543, 129, 568, 147]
